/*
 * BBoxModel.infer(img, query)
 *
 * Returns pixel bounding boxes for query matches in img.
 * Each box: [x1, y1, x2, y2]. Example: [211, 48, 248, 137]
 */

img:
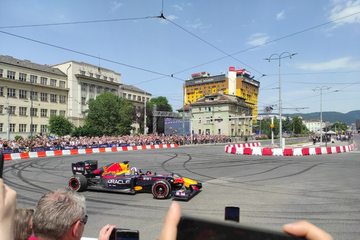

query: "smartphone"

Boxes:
[177, 215, 305, 240]
[0, 153, 4, 178]
[110, 228, 139, 240]
[225, 206, 240, 222]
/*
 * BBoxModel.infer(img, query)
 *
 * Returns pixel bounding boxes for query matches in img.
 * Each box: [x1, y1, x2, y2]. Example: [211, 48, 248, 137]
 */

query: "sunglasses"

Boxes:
[72, 215, 88, 226]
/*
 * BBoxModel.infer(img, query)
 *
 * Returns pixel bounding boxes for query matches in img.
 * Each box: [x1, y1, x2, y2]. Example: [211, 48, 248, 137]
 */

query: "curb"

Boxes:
[224, 143, 356, 156]
[3, 144, 179, 161]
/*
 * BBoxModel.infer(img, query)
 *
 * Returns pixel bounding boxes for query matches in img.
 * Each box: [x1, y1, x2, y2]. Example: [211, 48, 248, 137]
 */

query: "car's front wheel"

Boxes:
[69, 175, 87, 192]
[151, 180, 171, 199]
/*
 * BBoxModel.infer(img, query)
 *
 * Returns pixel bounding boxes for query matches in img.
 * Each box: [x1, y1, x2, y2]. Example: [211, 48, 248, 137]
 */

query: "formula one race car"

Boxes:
[68, 160, 202, 200]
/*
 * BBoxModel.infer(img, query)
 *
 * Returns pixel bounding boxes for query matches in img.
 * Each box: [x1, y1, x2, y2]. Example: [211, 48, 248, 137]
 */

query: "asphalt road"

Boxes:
[3, 136, 360, 240]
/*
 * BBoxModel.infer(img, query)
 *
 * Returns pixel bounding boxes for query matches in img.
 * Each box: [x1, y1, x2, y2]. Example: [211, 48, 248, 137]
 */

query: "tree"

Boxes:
[283, 115, 292, 132]
[147, 96, 173, 112]
[71, 125, 101, 138]
[292, 116, 303, 134]
[85, 92, 133, 136]
[48, 115, 74, 137]
[331, 121, 348, 132]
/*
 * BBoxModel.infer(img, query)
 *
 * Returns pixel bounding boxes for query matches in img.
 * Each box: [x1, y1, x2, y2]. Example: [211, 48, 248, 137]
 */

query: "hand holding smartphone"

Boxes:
[0, 153, 4, 178]
[110, 228, 139, 240]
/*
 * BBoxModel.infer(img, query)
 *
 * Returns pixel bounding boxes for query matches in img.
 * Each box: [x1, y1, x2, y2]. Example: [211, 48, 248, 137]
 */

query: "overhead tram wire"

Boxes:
[0, 30, 186, 82]
[0, 16, 160, 29]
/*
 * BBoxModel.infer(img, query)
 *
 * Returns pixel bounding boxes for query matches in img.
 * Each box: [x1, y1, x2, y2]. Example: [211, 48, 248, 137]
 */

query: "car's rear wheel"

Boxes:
[151, 180, 171, 199]
[69, 175, 87, 192]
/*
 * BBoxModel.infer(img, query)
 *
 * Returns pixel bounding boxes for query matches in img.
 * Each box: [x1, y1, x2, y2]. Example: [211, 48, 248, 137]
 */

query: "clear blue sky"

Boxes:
[1, 0, 359, 115]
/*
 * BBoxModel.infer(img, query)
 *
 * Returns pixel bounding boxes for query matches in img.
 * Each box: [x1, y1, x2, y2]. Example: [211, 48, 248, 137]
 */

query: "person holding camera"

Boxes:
[0, 178, 17, 240]
[29, 188, 116, 240]
[158, 202, 333, 240]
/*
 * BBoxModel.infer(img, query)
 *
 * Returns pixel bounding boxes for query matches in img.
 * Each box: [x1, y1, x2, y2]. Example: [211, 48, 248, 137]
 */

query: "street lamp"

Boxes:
[264, 52, 297, 148]
[312, 86, 330, 144]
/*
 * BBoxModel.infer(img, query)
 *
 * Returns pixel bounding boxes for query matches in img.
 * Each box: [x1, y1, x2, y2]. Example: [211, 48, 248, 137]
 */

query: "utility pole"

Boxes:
[6, 100, 10, 140]
[313, 86, 330, 144]
[144, 90, 147, 135]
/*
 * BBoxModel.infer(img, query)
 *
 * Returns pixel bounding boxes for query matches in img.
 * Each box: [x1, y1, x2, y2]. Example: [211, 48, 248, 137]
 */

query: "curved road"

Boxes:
[3, 136, 360, 240]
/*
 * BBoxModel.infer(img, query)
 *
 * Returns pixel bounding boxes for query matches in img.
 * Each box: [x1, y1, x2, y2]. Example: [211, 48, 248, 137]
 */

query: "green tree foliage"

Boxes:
[48, 115, 74, 137]
[292, 116, 303, 134]
[85, 92, 133, 136]
[331, 121, 348, 132]
[283, 115, 292, 132]
[147, 96, 173, 112]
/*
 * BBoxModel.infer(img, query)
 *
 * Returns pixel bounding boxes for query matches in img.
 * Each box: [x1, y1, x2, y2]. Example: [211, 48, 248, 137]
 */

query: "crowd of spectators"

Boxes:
[0, 133, 232, 153]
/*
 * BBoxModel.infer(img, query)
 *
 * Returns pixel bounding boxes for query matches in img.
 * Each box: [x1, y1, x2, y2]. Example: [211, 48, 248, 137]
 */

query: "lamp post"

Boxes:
[144, 90, 147, 135]
[312, 86, 330, 144]
[264, 52, 297, 148]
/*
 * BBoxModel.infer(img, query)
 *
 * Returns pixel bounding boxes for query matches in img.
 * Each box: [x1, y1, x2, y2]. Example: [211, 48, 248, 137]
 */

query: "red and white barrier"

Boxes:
[4, 144, 179, 161]
[224, 143, 356, 157]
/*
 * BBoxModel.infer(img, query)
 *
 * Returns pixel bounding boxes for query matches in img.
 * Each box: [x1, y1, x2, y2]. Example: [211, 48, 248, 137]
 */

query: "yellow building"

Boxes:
[184, 67, 260, 121]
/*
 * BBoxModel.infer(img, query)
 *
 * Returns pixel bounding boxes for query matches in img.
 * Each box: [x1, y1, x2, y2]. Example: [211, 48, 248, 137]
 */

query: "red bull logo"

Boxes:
[102, 163, 127, 177]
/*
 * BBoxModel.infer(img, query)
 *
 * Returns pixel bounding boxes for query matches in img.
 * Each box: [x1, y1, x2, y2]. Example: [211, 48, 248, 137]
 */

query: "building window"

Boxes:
[128, 94, 131, 100]
[89, 85, 95, 93]
[7, 71, 15, 79]
[50, 110, 57, 117]
[19, 90, 27, 99]
[80, 70, 85, 75]
[50, 79, 57, 87]
[30, 75, 37, 83]
[104, 88, 109, 92]
[59, 95, 66, 103]
[81, 97, 86, 105]
[10, 124, 15, 132]
[41, 125, 47, 133]
[9, 106, 15, 115]
[50, 94, 57, 102]
[59, 81, 66, 88]
[81, 83, 86, 91]
[0, 87, 3, 96]
[41, 77, 47, 85]
[104, 76, 107, 81]
[41, 109, 47, 117]
[0, 105, 3, 114]
[96, 74, 100, 79]
[19, 107, 27, 116]
[19, 124, 27, 132]
[89, 73, 93, 77]
[110, 77, 114, 82]
[111, 89, 116, 93]
[31, 108, 38, 116]
[0, 69, 3, 77]
[133, 95, 136, 100]
[0, 123, 3, 132]
[31, 124, 37, 133]
[96, 86, 102, 94]
[31, 91, 38, 100]
[123, 93, 126, 98]
[19, 73, 27, 81]
[41, 93, 48, 101]
[59, 110, 65, 116]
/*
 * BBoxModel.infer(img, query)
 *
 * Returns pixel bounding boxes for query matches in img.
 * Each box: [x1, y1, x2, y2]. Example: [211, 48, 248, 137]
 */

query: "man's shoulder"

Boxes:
[29, 236, 42, 240]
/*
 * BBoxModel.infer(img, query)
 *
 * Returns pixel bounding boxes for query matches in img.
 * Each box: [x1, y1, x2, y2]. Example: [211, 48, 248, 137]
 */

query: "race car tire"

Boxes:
[151, 180, 171, 199]
[69, 175, 87, 192]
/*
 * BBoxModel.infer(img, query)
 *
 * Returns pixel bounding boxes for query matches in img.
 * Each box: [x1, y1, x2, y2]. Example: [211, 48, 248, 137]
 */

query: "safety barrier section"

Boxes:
[293, 148, 303, 156]
[243, 148, 252, 155]
[222, 143, 357, 157]
[273, 148, 283, 156]
[252, 148, 262, 156]
[3, 144, 179, 161]
[262, 148, 273, 156]
[284, 148, 293, 156]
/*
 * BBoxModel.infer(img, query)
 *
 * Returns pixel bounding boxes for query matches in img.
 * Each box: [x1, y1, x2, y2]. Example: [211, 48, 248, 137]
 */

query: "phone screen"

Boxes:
[0, 153, 4, 178]
[225, 206, 240, 222]
[177, 215, 305, 240]
[110, 229, 139, 240]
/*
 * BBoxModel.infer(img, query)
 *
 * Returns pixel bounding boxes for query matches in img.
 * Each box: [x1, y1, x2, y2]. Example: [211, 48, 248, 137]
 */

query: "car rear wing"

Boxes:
[72, 162, 86, 175]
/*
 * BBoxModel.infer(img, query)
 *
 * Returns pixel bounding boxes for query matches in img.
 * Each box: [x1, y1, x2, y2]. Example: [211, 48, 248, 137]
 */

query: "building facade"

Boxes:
[179, 91, 253, 137]
[303, 119, 323, 133]
[0, 55, 68, 139]
[52, 61, 122, 127]
[183, 67, 260, 121]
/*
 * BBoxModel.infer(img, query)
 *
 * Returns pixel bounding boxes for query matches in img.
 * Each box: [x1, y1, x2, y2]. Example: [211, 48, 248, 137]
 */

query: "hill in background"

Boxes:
[284, 110, 360, 125]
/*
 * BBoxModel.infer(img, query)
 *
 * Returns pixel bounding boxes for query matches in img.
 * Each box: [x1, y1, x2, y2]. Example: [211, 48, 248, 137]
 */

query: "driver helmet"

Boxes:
[130, 167, 138, 174]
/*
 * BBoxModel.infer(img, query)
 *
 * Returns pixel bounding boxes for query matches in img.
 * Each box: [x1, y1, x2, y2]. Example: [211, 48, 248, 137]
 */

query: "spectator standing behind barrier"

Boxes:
[30, 189, 115, 240]
[15, 208, 34, 240]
